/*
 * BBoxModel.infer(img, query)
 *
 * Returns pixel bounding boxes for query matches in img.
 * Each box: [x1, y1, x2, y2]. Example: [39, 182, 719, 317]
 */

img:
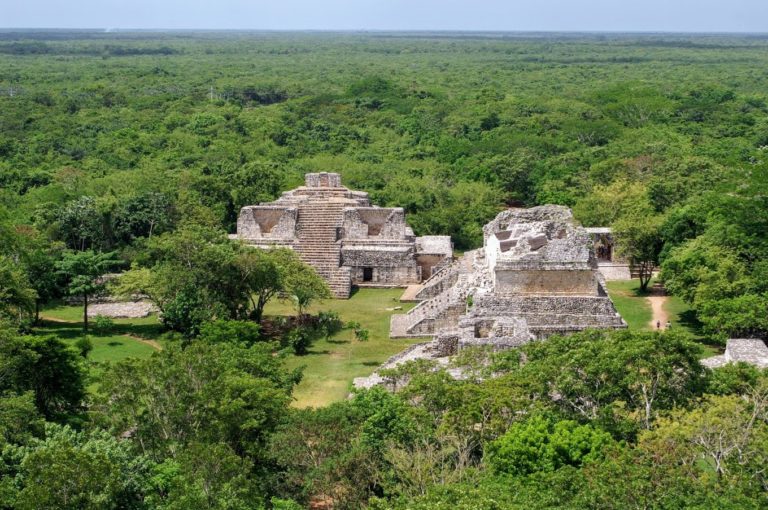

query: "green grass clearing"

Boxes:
[606, 279, 719, 358]
[37, 301, 165, 363]
[38, 289, 427, 408]
[605, 280, 653, 330]
[265, 287, 427, 408]
[34, 320, 160, 363]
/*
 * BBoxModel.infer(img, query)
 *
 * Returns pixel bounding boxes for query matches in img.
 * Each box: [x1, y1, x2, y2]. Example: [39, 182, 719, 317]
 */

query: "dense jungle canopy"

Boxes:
[1, 31, 767, 508]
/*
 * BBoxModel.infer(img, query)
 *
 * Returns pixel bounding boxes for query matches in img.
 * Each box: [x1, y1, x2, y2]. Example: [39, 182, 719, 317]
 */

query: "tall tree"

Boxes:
[613, 208, 663, 291]
[0, 255, 36, 326]
[56, 250, 120, 333]
[58, 196, 106, 251]
[0, 326, 86, 421]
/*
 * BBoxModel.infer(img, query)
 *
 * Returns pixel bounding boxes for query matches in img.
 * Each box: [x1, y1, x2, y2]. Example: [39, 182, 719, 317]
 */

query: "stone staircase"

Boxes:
[295, 201, 351, 299]
[414, 258, 460, 301]
[391, 274, 472, 337]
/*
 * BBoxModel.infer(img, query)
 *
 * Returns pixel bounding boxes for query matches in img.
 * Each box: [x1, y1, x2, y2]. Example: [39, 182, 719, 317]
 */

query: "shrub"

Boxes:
[198, 320, 261, 345]
[317, 311, 344, 339]
[92, 315, 114, 335]
[75, 336, 93, 358]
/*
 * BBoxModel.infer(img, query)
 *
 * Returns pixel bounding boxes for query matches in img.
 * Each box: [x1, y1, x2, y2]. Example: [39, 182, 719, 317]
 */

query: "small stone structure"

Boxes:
[356, 206, 626, 389]
[231, 173, 452, 298]
[701, 339, 768, 369]
[585, 227, 632, 281]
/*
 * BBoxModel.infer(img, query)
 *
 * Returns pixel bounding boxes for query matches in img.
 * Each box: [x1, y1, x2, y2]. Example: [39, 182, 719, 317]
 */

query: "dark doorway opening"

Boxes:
[363, 267, 373, 282]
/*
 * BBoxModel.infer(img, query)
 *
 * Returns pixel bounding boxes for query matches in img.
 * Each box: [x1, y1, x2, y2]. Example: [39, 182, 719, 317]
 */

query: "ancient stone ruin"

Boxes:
[231, 172, 452, 298]
[585, 227, 632, 281]
[701, 338, 768, 369]
[356, 205, 626, 389]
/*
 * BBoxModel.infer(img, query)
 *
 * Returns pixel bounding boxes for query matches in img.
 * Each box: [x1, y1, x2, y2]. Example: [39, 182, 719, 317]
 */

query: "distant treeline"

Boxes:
[0, 41, 179, 55]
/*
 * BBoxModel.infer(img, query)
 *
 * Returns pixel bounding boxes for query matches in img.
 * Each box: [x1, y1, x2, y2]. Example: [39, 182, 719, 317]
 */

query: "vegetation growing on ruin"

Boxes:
[1, 31, 768, 508]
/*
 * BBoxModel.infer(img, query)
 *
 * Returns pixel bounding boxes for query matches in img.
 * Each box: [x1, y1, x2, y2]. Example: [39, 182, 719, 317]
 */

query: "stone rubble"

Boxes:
[87, 301, 157, 319]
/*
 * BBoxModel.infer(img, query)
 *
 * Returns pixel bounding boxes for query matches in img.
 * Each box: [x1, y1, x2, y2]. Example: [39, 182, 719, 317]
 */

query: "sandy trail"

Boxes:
[647, 284, 669, 330]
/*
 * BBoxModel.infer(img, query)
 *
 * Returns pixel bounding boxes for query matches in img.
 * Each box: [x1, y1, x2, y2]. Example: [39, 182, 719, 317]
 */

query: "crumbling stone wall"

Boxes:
[305, 172, 342, 188]
[343, 244, 421, 285]
[236, 206, 297, 239]
[342, 208, 407, 239]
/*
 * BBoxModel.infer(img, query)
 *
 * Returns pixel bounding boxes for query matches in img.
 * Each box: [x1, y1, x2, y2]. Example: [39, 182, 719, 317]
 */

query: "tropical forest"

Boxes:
[0, 30, 767, 509]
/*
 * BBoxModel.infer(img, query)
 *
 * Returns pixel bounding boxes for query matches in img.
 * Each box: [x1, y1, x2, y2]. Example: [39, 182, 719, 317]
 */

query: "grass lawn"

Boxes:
[606, 279, 718, 358]
[38, 290, 424, 408]
[264, 287, 427, 408]
[35, 319, 160, 363]
[37, 302, 165, 363]
[605, 280, 652, 330]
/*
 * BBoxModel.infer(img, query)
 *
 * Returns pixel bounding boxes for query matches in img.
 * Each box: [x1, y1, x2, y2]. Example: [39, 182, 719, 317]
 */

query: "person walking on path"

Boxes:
[648, 282, 670, 330]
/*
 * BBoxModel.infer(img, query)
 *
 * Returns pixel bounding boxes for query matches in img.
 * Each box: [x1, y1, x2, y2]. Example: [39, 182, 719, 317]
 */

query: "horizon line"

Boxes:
[1, 28, 768, 35]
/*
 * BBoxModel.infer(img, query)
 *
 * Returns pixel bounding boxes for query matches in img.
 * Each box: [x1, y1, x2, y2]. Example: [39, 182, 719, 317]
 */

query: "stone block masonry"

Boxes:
[231, 173, 451, 298]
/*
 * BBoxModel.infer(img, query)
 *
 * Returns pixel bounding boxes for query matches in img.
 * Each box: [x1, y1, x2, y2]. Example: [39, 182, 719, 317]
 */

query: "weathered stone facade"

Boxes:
[231, 173, 452, 298]
[357, 206, 627, 389]
[701, 339, 768, 369]
[585, 227, 632, 281]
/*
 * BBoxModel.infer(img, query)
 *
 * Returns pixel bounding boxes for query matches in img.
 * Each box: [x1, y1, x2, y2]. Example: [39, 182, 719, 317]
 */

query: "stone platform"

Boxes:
[702, 339, 768, 369]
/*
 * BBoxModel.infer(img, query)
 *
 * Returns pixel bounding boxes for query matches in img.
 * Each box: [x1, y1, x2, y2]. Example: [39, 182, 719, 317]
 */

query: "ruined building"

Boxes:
[356, 206, 626, 388]
[585, 227, 632, 280]
[232, 172, 452, 298]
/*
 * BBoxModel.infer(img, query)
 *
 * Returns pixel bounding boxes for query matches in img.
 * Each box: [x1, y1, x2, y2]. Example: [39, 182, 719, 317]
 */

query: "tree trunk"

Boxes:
[254, 294, 269, 324]
[35, 300, 40, 324]
[83, 293, 89, 333]
[639, 261, 653, 291]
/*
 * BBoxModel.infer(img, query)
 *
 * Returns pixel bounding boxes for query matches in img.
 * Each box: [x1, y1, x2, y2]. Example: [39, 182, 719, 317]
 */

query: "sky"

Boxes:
[3, 0, 768, 32]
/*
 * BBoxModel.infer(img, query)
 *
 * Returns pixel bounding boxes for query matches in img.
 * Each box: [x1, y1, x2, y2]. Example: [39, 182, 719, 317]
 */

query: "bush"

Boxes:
[198, 320, 261, 345]
[91, 315, 114, 335]
[317, 311, 344, 339]
[285, 327, 317, 355]
[75, 336, 93, 358]
[160, 288, 214, 339]
[346, 321, 370, 342]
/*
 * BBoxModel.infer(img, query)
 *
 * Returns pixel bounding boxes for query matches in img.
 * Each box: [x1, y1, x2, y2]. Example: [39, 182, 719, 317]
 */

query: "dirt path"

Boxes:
[38, 316, 73, 323]
[39, 315, 162, 351]
[122, 334, 162, 351]
[647, 283, 670, 330]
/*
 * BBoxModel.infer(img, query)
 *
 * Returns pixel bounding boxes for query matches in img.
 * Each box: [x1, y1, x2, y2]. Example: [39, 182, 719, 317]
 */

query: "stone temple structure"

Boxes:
[356, 206, 626, 389]
[232, 173, 452, 298]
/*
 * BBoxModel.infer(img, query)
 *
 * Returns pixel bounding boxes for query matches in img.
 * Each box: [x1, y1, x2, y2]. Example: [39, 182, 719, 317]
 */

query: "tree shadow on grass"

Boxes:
[303, 349, 332, 356]
[114, 322, 165, 340]
[678, 310, 705, 336]
[630, 287, 652, 298]
[361, 361, 380, 367]
[36, 320, 84, 339]
[326, 338, 351, 345]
